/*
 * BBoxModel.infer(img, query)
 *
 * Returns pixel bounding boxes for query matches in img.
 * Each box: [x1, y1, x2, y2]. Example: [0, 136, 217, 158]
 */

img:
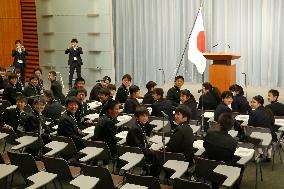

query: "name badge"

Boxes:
[18, 60, 23, 63]
[74, 57, 77, 61]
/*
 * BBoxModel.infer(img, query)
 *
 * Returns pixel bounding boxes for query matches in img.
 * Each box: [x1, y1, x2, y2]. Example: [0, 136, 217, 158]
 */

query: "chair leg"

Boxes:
[259, 162, 263, 181]
[52, 180, 58, 189]
[255, 161, 258, 189]
[272, 149, 275, 170]
[10, 173, 15, 189]
[58, 178, 64, 189]
[278, 147, 283, 164]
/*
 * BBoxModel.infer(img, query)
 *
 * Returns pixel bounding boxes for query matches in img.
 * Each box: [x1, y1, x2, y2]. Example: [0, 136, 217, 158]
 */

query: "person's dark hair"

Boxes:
[218, 113, 234, 132]
[180, 89, 196, 102]
[16, 95, 27, 103]
[49, 71, 57, 77]
[15, 40, 22, 44]
[268, 89, 279, 99]
[129, 85, 140, 96]
[202, 82, 213, 91]
[175, 105, 191, 120]
[229, 84, 244, 96]
[43, 90, 54, 101]
[8, 73, 18, 80]
[146, 81, 157, 91]
[103, 76, 111, 83]
[107, 84, 116, 91]
[152, 88, 164, 98]
[65, 96, 79, 106]
[0, 67, 6, 72]
[122, 74, 132, 81]
[33, 67, 43, 74]
[33, 96, 46, 105]
[175, 75, 184, 82]
[29, 74, 38, 81]
[252, 95, 264, 106]
[71, 38, 78, 43]
[105, 99, 119, 111]
[134, 106, 149, 117]
[76, 88, 87, 96]
[74, 77, 85, 85]
[99, 88, 111, 96]
[221, 91, 233, 100]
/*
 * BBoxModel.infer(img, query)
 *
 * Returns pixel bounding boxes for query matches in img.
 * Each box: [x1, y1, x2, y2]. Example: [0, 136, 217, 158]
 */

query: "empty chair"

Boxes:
[125, 172, 172, 189]
[80, 164, 123, 189]
[173, 178, 210, 189]
[83, 140, 112, 162]
[42, 156, 80, 186]
[156, 151, 186, 163]
[7, 152, 45, 185]
[50, 135, 78, 160]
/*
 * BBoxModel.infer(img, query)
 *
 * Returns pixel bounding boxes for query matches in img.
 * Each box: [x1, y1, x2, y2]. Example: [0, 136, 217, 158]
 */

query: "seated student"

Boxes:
[98, 88, 112, 117]
[166, 75, 184, 107]
[48, 71, 65, 105]
[0, 67, 8, 90]
[142, 81, 157, 105]
[89, 76, 111, 101]
[151, 88, 174, 119]
[266, 89, 284, 116]
[3, 73, 22, 105]
[166, 105, 194, 165]
[75, 88, 90, 129]
[92, 100, 120, 156]
[229, 84, 250, 114]
[23, 74, 41, 105]
[58, 97, 86, 151]
[180, 89, 197, 120]
[107, 84, 116, 98]
[14, 69, 24, 93]
[198, 82, 220, 110]
[42, 90, 64, 123]
[0, 95, 28, 134]
[214, 91, 233, 121]
[126, 106, 160, 177]
[33, 67, 44, 94]
[67, 77, 85, 97]
[124, 85, 140, 114]
[248, 95, 277, 160]
[115, 74, 132, 103]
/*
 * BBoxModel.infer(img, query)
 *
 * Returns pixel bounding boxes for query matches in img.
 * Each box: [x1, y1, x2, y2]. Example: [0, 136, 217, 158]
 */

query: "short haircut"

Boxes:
[229, 84, 244, 96]
[71, 38, 78, 43]
[43, 90, 54, 99]
[8, 73, 18, 80]
[103, 76, 111, 83]
[129, 85, 140, 95]
[152, 88, 164, 97]
[253, 95, 264, 106]
[49, 71, 57, 77]
[146, 81, 157, 91]
[65, 96, 79, 106]
[76, 88, 87, 96]
[218, 113, 234, 132]
[107, 84, 116, 91]
[99, 88, 111, 96]
[33, 67, 43, 74]
[29, 74, 38, 81]
[33, 96, 46, 105]
[134, 106, 149, 117]
[75, 77, 85, 84]
[202, 82, 213, 91]
[175, 75, 184, 81]
[15, 40, 22, 44]
[16, 95, 27, 103]
[122, 74, 132, 81]
[221, 91, 233, 99]
[268, 89, 279, 97]
[0, 67, 6, 72]
[175, 105, 191, 120]
[105, 99, 119, 111]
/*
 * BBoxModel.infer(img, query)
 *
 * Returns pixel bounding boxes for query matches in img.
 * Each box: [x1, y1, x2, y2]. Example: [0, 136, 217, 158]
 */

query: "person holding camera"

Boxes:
[12, 40, 28, 83]
[65, 38, 83, 89]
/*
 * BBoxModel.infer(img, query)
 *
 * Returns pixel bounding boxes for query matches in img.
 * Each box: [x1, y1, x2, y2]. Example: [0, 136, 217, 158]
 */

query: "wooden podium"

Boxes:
[203, 53, 241, 92]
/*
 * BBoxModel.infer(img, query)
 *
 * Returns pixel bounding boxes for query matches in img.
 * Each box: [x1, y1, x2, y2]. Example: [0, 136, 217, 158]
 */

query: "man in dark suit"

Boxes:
[23, 74, 41, 105]
[98, 88, 112, 117]
[142, 81, 157, 105]
[92, 100, 120, 156]
[198, 82, 220, 110]
[12, 40, 28, 83]
[48, 71, 65, 105]
[42, 90, 64, 123]
[115, 74, 132, 103]
[266, 89, 284, 116]
[65, 38, 83, 89]
[57, 97, 86, 150]
[75, 88, 90, 129]
[124, 85, 140, 114]
[3, 73, 22, 105]
[166, 75, 184, 107]
[166, 105, 194, 165]
[89, 76, 111, 101]
[67, 77, 85, 97]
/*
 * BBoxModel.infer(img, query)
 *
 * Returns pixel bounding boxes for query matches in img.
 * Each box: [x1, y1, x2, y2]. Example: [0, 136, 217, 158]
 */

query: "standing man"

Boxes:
[12, 40, 28, 83]
[65, 38, 83, 89]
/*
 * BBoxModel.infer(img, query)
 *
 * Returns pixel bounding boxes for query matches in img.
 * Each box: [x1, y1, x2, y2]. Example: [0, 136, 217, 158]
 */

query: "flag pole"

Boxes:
[174, 1, 204, 77]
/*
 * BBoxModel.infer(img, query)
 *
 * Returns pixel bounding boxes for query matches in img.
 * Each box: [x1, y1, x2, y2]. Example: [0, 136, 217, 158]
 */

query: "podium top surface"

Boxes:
[203, 52, 241, 61]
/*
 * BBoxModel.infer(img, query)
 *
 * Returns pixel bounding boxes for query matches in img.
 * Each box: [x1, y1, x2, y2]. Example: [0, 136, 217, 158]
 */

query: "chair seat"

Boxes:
[111, 174, 124, 187]
[160, 184, 172, 189]
[70, 166, 81, 178]
[35, 161, 45, 171]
